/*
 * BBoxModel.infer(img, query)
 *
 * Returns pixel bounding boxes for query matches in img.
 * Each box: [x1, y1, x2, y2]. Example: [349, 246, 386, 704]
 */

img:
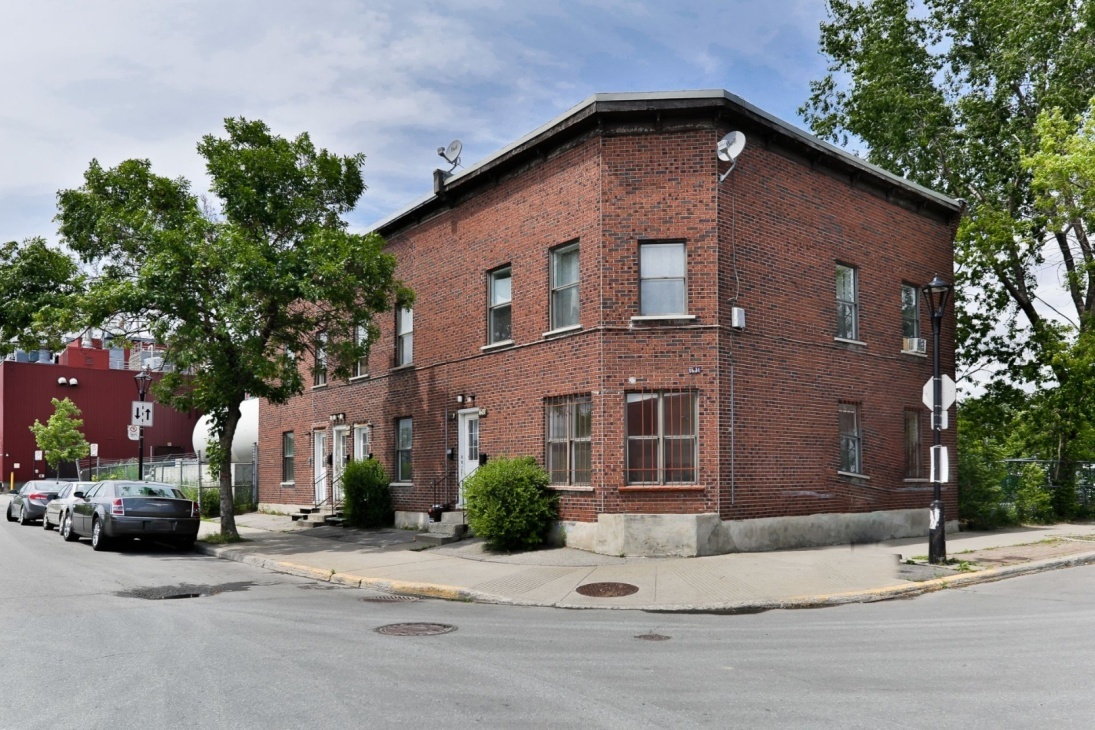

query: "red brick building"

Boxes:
[259, 91, 961, 556]
[1, 338, 200, 487]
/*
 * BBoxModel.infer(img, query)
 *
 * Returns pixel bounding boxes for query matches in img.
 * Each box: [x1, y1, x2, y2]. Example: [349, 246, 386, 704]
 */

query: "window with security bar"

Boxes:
[545, 395, 592, 485]
[836, 264, 858, 340]
[625, 390, 697, 484]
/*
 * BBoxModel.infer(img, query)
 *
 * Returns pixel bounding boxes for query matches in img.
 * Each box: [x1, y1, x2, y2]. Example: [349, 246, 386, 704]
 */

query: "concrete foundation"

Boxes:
[395, 510, 430, 530]
[558, 509, 961, 557]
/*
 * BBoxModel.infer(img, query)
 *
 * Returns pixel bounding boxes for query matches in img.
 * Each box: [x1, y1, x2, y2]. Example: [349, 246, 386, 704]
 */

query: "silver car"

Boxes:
[43, 481, 95, 532]
[6, 480, 68, 525]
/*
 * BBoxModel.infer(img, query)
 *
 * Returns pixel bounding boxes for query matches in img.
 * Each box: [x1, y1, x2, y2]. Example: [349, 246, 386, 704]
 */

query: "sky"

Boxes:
[0, 0, 830, 241]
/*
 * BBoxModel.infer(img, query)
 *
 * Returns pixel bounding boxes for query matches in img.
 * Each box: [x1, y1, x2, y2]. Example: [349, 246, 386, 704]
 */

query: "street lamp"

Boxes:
[921, 274, 952, 564]
[134, 366, 152, 481]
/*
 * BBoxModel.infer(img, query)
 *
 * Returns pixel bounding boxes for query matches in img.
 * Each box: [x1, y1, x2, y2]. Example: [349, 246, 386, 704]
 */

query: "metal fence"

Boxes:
[78, 452, 257, 508]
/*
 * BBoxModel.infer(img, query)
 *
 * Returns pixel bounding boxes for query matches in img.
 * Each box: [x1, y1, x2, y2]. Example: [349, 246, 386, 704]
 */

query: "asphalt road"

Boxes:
[3, 498, 1095, 729]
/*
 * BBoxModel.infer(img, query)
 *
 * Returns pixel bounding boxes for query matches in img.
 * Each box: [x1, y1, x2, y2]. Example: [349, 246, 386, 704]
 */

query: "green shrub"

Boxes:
[341, 458, 393, 528]
[957, 437, 1012, 529]
[1012, 462, 1055, 524]
[179, 486, 254, 518]
[463, 456, 557, 551]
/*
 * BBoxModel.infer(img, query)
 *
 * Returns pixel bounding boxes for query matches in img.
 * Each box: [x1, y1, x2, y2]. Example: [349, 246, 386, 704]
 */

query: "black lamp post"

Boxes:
[134, 366, 152, 481]
[921, 274, 952, 564]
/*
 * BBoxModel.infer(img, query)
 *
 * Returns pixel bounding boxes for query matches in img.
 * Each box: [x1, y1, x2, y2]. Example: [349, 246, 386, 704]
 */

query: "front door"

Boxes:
[313, 430, 328, 504]
[457, 410, 479, 506]
[331, 426, 348, 503]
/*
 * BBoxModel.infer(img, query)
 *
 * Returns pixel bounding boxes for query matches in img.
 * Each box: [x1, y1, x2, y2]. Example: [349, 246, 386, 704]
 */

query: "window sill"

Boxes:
[837, 470, 870, 480]
[542, 324, 582, 339]
[349, 374, 370, 382]
[900, 350, 927, 358]
[548, 484, 594, 492]
[279, 481, 295, 487]
[618, 484, 706, 492]
[390, 363, 414, 372]
[389, 481, 413, 488]
[630, 314, 696, 323]
[481, 339, 514, 352]
[833, 337, 866, 346]
[903, 478, 929, 483]
[311, 383, 329, 390]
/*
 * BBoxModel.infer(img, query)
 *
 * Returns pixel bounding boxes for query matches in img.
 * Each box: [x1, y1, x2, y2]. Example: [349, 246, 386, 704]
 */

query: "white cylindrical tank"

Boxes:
[192, 398, 259, 462]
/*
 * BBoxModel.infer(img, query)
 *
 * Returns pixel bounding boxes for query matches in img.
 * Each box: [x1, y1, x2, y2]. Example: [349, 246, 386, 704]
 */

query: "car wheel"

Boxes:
[91, 517, 110, 551]
[61, 512, 80, 542]
[5, 505, 13, 523]
[43, 513, 54, 530]
[18, 506, 30, 526]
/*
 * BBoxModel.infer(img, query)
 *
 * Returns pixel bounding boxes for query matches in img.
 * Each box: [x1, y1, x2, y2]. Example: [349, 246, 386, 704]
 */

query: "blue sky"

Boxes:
[0, 0, 830, 241]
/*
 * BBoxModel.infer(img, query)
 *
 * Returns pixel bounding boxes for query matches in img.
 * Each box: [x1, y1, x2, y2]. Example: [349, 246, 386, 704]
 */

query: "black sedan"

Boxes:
[61, 480, 200, 551]
[6, 480, 68, 525]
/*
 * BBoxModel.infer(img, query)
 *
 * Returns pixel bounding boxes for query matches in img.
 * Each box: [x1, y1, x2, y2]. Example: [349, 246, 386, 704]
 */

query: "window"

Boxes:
[282, 431, 295, 482]
[625, 391, 697, 484]
[836, 264, 858, 340]
[396, 307, 413, 366]
[838, 403, 862, 474]
[901, 284, 919, 340]
[545, 395, 592, 485]
[551, 244, 580, 329]
[313, 333, 327, 386]
[904, 410, 921, 478]
[639, 242, 686, 315]
[353, 424, 371, 460]
[488, 266, 512, 343]
[396, 418, 412, 481]
[354, 325, 369, 378]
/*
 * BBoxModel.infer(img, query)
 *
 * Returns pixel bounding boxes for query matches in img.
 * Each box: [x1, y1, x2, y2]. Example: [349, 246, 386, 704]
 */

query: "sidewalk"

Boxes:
[195, 514, 1095, 612]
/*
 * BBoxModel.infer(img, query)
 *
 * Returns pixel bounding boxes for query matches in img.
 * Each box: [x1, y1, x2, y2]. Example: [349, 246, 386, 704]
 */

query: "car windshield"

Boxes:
[116, 484, 184, 499]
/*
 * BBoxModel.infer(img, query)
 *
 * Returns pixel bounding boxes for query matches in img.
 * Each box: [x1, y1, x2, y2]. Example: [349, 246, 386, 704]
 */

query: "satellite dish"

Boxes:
[717, 131, 746, 181]
[437, 139, 463, 172]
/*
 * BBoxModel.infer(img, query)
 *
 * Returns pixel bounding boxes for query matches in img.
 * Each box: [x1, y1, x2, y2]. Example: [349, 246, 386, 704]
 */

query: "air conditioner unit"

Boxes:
[902, 337, 926, 354]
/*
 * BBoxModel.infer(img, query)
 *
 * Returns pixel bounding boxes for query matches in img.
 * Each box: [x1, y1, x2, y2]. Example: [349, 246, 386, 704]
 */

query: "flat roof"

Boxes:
[372, 90, 962, 235]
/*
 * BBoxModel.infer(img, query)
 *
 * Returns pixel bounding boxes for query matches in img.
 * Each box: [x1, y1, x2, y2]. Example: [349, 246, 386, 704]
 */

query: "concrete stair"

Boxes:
[290, 507, 343, 526]
[414, 510, 469, 547]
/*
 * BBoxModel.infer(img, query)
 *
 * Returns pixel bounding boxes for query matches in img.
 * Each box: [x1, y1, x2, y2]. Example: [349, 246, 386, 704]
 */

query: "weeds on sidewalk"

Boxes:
[201, 533, 250, 545]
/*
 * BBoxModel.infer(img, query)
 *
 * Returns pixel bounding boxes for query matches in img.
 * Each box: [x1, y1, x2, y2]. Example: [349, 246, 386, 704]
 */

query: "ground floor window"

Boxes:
[625, 390, 697, 484]
[839, 402, 862, 474]
[545, 395, 592, 485]
[396, 418, 412, 481]
[282, 431, 294, 482]
[354, 424, 372, 460]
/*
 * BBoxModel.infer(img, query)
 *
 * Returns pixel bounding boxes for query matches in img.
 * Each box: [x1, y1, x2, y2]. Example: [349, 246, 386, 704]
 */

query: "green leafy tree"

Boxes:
[55, 118, 411, 538]
[0, 238, 82, 356]
[803, 0, 1095, 479]
[29, 397, 90, 477]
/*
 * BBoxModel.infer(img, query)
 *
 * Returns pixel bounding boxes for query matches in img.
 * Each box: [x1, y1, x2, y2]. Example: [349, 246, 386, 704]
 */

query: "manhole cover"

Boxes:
[575, 582, 639, 598]
[375, 622, 456, 636]
[360, 594, 421, 603]
[635, 633, 671, 641]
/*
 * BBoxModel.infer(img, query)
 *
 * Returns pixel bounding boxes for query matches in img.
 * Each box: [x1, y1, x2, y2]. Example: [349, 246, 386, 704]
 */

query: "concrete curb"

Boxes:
[193, 542, 1095, 612]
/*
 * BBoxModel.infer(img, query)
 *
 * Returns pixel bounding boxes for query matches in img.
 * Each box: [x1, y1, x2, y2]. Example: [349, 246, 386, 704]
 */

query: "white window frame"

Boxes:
[639, 242, 687, 316]
[836, 264, 858, 340]
[353, 424, 372, 461]
[625, 391, 698, 485]
[838, 402, 862, 475]
[353, 325, 369, 378]
[396, 417, 412, 482]
[313, 332, 327, 387]
[901, 283, 920, 340]
[545, 395, 592, 485]
[488, 266, 513, 344]
[396, 307, 413, 366]
[551, 243, 580, 330]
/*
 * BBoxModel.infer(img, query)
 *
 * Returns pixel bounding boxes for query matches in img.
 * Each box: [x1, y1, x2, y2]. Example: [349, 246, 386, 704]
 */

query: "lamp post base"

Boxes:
[928, 499, 946, 564]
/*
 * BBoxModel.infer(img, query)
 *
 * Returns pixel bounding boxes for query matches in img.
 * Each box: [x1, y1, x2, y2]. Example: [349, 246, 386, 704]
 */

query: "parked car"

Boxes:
[6, 480, 68, 525]
[43, 481, 96, 531]
[61, 480, 200, 551]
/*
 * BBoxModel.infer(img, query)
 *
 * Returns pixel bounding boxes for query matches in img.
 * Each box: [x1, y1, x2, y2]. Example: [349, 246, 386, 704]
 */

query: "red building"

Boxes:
[0, 338, 200, 487]
[258, 90, 961, 556]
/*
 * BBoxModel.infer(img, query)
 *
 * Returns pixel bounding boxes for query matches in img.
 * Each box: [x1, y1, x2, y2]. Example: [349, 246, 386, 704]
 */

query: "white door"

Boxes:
[331, 426, 348, 503]
[313, 430, 328, 504]
[457, 410, 480, 506]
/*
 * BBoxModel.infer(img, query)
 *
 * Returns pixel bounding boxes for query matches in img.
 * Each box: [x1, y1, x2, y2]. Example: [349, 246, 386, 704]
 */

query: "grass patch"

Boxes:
[200, 533, 250, 545]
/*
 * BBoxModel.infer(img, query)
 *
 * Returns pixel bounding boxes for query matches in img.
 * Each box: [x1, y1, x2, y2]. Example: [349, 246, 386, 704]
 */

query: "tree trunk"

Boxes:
[218, 403, 242, 539]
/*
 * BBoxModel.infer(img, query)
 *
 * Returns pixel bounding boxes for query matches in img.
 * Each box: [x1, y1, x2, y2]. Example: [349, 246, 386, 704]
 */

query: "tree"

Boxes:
[802, 0, 1095, 476]
[0, 237, 82, 356]
[55, 118, 411, 538]
[29, 397, 90, 477]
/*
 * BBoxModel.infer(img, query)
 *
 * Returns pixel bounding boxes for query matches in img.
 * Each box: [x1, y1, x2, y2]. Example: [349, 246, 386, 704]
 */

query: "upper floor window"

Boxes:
[639, 242, 686, 315]
[836, 264, 858, 340]
[282, 431, 295, 482]
[626, 390, 697, 484]
[901, 284, 919, 340]
[551, 244, 580, 330]
[488, 266, 512, 344]
[354, 325, 369, 378]
[313, 333, 327, 387]
[396, 307, 413, 366]
[545, 394, 592, 485]
[838, 402, 862, 474]
[396, 417, 413, 481]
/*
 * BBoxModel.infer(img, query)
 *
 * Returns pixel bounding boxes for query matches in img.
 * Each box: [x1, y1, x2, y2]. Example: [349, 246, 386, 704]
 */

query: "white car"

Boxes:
[43, 481, 95, 532]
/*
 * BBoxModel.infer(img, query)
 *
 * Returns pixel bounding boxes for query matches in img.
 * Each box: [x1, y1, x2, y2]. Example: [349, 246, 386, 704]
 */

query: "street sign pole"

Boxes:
[929, 313, 946, 564]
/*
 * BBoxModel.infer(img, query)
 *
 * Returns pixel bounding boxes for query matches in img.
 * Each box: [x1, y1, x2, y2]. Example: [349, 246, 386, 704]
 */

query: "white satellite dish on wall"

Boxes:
[717, 131, 746, 181]
[437, 139, 463, 172]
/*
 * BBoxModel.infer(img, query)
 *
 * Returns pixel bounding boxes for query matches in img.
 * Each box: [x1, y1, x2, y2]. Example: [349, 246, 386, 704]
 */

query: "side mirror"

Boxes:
[73, 491, 85, 499]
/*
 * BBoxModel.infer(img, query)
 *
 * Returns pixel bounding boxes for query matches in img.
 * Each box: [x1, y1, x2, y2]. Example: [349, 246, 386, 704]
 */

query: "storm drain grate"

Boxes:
[375, 622, 456, 637]
[575, 582, 639, 598]
[635, 633, 671, 641]
[360, 594, 421, 603]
